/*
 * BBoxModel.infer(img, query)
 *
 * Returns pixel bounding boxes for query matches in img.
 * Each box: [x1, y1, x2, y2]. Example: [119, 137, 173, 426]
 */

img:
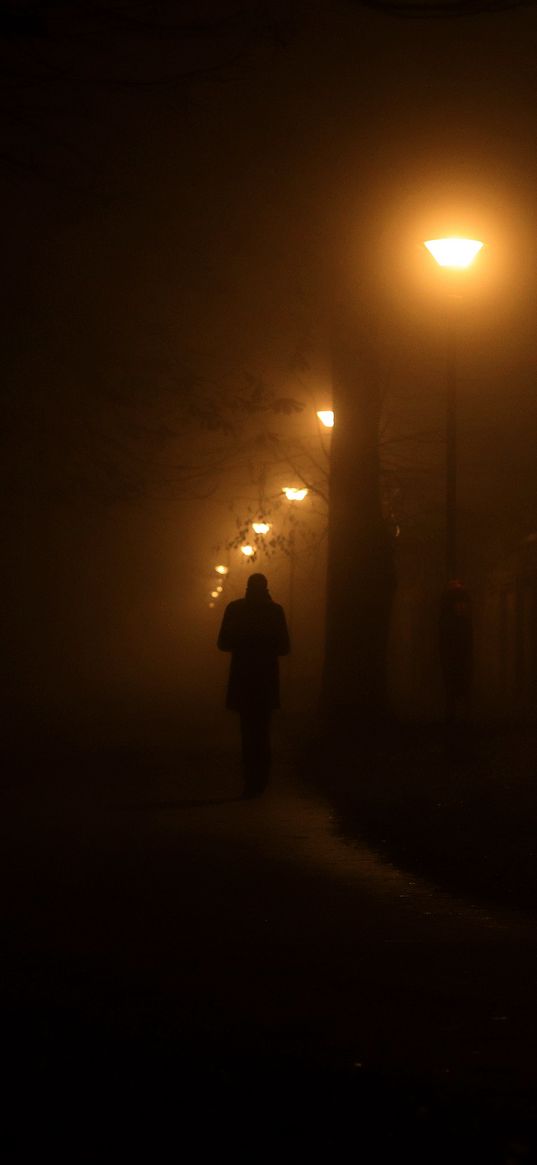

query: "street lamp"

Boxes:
[424, 238, 483, 269]
[281, 486, 309, 667]
[316, 409, 334, 429]
[252, 521, 271, 535]
[425, 235, 484, 723]
[240, 544, 255, 557]
[282, 486, 308, 501]
[424, 236, 484, 581]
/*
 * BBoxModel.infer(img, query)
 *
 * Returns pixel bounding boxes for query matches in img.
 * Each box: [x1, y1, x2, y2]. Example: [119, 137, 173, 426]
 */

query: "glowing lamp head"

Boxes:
[214, 564, 228, 575]
[210, 590, 219, 598]
[316, 410, 334, 429]
[424, 237, 484, 269]
[252, 521, 271, 535]
[216, 585, 223, 593]
[240, 544, 255, 557]
[282, 487, 308, 501]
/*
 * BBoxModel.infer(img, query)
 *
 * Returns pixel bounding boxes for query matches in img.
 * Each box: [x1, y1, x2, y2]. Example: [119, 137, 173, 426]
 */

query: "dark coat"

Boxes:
[217, 596, 290, 711]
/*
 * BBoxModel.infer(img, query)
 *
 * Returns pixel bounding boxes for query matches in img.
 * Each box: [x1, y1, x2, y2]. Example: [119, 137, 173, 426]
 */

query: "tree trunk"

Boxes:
[321, 294, 396, 730]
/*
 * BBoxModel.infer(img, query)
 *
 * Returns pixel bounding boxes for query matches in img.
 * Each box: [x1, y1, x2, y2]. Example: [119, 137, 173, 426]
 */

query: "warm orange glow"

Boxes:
[216, 585, 223, 593]
[210, 590, 219, 598]
[208, 602, 215, 608]
[316, 409, 334, 428]
[282, 487, 308, 501]
[252, 521, 271, 535]
[214, 564, 228, 575]
[424, 237, 484, 269]
[240, 544, 255, 557]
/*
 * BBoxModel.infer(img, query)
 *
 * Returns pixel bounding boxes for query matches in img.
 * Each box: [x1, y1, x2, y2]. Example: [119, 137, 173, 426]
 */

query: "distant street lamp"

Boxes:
[214, 564, 229, 575]
[282, 486, 308, 501]
[316, 409, 334, 429]
[240, 544, 255, 558]
[252, 521, 271, 535]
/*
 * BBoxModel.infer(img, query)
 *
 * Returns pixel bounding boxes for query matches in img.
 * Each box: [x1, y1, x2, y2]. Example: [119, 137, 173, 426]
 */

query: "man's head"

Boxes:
[245, 573, 269, 600]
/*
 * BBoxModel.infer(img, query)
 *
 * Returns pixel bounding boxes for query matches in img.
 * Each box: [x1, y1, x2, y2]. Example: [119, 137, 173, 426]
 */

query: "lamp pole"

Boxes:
[281, 487, 308, 687]
[446, 293, 458, 581]
[424, 238, 484, 724]
[424, 238, 484, 581]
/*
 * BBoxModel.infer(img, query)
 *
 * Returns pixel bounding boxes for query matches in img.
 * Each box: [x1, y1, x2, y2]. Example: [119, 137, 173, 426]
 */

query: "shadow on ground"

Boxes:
[5, 1006, 534, 1162]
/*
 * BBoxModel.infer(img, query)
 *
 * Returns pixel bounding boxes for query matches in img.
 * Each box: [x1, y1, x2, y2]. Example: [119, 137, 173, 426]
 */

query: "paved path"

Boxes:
[2, 746, 537, 1157]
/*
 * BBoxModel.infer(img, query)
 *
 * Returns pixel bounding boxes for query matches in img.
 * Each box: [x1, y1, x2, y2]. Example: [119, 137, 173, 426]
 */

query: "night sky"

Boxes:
[3, 0, 537, 740]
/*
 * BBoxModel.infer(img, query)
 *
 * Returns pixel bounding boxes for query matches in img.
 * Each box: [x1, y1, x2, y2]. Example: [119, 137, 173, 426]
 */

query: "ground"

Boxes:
[2, 726, 537, 1161]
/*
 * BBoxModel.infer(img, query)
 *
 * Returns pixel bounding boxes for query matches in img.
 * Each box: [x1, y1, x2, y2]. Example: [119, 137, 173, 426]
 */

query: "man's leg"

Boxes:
[239, 708, 272, 797]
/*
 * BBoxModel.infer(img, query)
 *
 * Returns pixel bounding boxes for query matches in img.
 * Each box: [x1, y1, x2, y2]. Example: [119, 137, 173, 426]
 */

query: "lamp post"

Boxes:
[424, 238, 484, 581]
[281, 486, 308, 675]
[424, 237, 484, 722]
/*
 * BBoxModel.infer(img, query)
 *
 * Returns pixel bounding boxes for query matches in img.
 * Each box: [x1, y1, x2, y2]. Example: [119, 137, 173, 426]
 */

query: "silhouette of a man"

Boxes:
[217, 573, 290, 798]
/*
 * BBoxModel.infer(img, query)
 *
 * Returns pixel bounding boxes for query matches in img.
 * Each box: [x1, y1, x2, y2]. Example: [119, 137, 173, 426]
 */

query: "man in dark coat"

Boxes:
[217, 573, 290, 798]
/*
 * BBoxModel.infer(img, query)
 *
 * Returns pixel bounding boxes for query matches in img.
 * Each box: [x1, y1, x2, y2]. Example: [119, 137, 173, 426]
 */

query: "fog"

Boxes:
[4, 0, 537, 749]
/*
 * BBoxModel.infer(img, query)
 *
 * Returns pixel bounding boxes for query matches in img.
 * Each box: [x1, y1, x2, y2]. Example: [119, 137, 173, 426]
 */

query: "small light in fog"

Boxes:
[252, 521, 271, 535]
[424, 238, 484, 269]
[210, 590, 219, 598]
[316, 410, 334, 428]
[216, 585, 223, 592]
[214, 564, 228, 575]
[241, 544, 255, 557]
[282, 486, 308, 501]
[209, 602, 215, 608]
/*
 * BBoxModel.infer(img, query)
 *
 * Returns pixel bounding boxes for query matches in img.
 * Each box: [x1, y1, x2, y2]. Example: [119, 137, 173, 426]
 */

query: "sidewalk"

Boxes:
[3, 733, 537, 1159]
[303, 722, 537, 916]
